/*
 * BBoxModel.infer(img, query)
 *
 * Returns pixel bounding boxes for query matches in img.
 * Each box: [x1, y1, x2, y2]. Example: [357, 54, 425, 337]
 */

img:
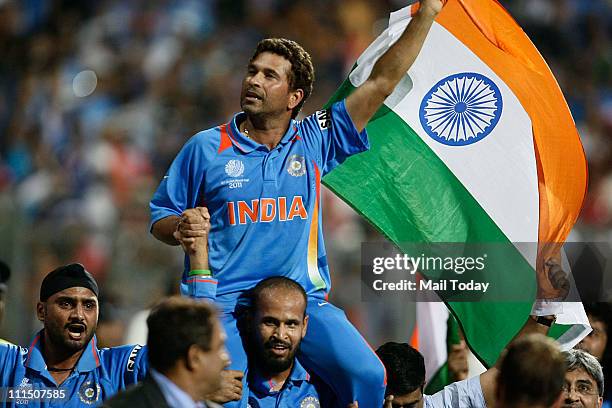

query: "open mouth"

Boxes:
[267, 342, 290, 357]
[244, 90, 263, 102]
[67, 324, 86, 340]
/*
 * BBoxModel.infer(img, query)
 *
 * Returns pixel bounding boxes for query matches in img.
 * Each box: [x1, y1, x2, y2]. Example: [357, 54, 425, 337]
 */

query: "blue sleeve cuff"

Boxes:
[185, 276, 218, 301]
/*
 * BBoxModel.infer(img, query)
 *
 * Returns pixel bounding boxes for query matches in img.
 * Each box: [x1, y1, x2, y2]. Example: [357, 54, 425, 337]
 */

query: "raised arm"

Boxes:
[345, 0, 443, 132]
[184, 207, 211, 267]
[480, 259, 570, 407]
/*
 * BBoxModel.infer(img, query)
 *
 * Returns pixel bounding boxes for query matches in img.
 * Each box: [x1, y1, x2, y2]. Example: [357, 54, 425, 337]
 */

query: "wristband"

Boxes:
[189, 269, 212, 277]
[531, 315, 555, 327]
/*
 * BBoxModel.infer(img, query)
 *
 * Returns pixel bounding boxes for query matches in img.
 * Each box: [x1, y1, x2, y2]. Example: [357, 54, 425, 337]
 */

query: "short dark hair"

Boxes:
[584, 302, 611, 328]
[250, 38, 314, 118]
[376, 342, 425, 396]
[498, 334, 567, 407]
[147, 296, 217, 373]
[250, 276, 307, 316]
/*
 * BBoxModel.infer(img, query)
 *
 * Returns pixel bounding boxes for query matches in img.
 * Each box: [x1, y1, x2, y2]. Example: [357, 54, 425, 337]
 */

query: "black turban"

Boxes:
[40, 263, 99, 301]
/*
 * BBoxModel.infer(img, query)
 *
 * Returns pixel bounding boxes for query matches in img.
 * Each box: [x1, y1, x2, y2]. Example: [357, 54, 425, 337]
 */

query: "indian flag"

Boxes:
[324, 0, 590, 367]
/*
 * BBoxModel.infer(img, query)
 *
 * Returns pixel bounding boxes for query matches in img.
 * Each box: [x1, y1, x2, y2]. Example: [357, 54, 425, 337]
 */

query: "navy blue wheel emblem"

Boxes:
[419, 72, 503, 146]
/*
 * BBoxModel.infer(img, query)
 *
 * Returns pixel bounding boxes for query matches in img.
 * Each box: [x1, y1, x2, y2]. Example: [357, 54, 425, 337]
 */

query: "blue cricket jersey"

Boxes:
[0, 331, 147, 407]
[150, 100, 369, 302]
[246, 359, 338, 408]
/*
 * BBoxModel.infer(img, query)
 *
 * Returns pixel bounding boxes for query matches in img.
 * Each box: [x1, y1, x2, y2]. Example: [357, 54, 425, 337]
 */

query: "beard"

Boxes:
[45, 319, 94, 353]
[255, 337, 299, 374]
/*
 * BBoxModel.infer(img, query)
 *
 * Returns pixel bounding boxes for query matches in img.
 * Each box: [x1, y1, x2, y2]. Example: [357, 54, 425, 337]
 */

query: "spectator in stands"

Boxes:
[104, 296, 228, 408]
[0, 263, 148, 406]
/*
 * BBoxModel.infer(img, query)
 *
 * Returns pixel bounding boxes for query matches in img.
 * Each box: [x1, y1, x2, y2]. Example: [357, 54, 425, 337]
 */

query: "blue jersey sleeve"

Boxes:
[101, 344, 148, 389]
[299, 99, 369, 176]
[0, 344, 21, 385]
[150, 133, 208, 229]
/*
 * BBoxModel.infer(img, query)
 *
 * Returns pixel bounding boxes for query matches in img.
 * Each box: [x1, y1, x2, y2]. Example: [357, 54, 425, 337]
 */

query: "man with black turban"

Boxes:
[0, 263, 148, 407]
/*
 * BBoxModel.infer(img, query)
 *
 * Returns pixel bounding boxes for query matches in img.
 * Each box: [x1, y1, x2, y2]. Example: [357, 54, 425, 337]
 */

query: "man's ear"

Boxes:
[242, 310, 254, 334]
[36, 302, 45, 323]
[288, 89, 304, 111]
[302, 315, 309, 338]
[186, 344, 202, 372]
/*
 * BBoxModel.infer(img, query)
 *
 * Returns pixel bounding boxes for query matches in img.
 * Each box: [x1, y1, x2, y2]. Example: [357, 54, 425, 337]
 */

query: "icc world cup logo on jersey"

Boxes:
[225, 159, 245, 178]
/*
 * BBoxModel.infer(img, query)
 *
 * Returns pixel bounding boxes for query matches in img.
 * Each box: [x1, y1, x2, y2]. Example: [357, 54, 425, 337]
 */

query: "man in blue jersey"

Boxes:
[150, 1, 444, 406]
[244, 277, 339, 408]
[0, 264, 148, 407]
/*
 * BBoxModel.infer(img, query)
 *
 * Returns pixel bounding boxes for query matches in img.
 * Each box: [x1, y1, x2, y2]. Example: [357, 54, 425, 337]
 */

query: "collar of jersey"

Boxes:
[25, 330, 101, 374]
[229, 112, 299, 154]
[250, 358, 311, 395]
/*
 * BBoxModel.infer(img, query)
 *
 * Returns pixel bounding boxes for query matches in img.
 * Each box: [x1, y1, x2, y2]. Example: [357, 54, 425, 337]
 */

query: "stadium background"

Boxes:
[0, 0, 610, 347]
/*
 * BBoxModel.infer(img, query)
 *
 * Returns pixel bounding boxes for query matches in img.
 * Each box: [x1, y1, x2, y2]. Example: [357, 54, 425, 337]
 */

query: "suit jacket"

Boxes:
[103, 375, 222, 408]
[103, 376, 168, 408]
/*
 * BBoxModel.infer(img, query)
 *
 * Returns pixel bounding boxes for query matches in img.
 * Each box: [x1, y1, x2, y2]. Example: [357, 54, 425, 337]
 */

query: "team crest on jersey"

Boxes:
[287, 154, 306, 177]
[79, 381, 101, 404]
[225, 159, 245, 177]
[300, 396, 320, 408]
[316, 109, 331, 129]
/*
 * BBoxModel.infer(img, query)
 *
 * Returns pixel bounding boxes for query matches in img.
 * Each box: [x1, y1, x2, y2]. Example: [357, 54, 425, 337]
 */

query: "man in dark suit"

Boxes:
[104, 296, 228, 408]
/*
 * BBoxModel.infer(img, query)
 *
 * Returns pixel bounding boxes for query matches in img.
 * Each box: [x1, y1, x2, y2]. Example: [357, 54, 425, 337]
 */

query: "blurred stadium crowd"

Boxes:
[0, 0, 610, 349]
